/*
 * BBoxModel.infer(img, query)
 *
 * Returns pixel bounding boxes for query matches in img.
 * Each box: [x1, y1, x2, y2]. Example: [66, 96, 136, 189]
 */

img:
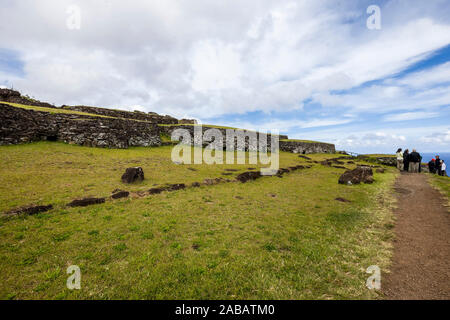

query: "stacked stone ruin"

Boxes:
[0, 89, 335, 153]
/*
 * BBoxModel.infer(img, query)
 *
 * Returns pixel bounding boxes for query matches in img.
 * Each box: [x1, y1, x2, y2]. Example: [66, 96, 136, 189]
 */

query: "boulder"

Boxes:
[121, 167, 144, 184]
[338, 166, 374, 185]
[68, 197, 105, 207]
[376, 168, 385, 173]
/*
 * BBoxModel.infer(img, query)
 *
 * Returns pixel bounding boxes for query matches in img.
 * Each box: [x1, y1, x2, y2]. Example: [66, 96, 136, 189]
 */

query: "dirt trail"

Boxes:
[383, 173, 450, 299]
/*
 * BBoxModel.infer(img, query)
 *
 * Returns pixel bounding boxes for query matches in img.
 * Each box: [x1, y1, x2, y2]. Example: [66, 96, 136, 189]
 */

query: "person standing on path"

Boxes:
[428, 159, 436, 174]
[396, 148, 403, 170]
[440, 160, 446, 176]
[436, 155, 442, 175]
[403, 149, 410, 172]
[408, 149, 421, 173]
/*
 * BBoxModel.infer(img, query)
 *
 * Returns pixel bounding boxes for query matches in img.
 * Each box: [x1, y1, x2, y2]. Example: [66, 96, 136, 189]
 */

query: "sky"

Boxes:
[0, 0, 449, 154]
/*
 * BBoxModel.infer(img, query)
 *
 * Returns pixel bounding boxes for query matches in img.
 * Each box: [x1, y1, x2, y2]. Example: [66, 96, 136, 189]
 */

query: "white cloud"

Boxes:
[384, 111, 440, 122]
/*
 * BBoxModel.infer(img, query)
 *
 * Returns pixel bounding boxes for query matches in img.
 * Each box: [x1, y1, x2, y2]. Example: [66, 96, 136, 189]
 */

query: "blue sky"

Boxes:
[0, 0, 449, 153]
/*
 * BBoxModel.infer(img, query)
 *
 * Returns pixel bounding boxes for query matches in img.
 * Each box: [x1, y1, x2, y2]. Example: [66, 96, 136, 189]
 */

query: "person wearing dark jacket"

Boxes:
[403, 149, 410, 172]
[428, 159, 436, 174]
[408, 149, 421, 173]
[435, 155, 441, 175]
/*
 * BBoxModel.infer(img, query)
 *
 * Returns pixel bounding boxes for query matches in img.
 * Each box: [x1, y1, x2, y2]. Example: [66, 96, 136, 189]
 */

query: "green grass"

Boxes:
[0, 141, 397, 299]
[428, 174, 450, 204]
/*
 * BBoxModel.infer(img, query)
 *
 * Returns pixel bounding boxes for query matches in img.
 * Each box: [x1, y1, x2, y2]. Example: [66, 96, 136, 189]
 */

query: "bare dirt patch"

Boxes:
[383, 173, 450, 299]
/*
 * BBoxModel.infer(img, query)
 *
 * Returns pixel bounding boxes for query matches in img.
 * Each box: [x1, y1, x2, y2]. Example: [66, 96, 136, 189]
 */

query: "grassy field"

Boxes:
[428, 174, 450, 205]
[0, 142, 397, 299]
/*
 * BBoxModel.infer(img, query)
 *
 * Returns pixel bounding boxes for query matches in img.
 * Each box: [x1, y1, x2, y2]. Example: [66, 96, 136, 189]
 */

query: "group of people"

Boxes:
[395, 148, 446, 176]
[428, 156, 447, 176]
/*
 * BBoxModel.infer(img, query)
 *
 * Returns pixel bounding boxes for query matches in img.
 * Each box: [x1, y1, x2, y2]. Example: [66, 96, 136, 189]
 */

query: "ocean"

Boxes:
[421, 152, 450, 177]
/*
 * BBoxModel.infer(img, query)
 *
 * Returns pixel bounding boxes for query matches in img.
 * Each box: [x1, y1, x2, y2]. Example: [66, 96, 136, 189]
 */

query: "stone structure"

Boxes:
[121, 167, 145, 184]
[0, 88, 55, 108]
[160, 124, 335, 154]
[61, 105, 178, 124]
[0, 90, 336, 153]
[0, 103, 161, 148]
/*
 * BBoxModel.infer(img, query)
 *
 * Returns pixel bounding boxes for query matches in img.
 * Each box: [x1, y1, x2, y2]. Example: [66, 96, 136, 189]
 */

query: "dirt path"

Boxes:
[383, 172, 450, 299]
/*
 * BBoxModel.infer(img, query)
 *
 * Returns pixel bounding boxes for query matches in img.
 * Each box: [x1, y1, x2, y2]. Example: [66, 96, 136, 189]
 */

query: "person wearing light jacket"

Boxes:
[396, 148, 403, 170]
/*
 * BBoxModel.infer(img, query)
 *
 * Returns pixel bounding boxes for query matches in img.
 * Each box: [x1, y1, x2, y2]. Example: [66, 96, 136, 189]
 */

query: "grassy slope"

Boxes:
[0, 142, 397, 300]
[428, 174, 450, 205]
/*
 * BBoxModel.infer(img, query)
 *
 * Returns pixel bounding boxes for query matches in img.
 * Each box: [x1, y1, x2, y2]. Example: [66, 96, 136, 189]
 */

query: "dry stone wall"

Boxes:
[160, 125, 335, 154]
[0, 103, 161, 148]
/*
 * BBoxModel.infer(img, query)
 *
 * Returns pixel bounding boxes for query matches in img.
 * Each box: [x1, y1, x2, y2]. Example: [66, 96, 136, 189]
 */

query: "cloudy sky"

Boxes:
[1, 0, 449, 153]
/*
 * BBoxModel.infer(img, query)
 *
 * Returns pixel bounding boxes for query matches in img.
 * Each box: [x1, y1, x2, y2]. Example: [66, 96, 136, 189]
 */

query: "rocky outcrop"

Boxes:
[338, 166, 374, 185]
[121, 167, 145, 184]
[0, 89, 55, 108]
[0, 103, 161, 148]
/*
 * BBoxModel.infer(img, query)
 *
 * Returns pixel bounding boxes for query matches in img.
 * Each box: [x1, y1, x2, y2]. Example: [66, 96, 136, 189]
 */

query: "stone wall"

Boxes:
[0, 89, 55, 108]
[279, 140, 336, 154]
[61, 105, 178, 124]
[160, 125, 335, 154]
[0, 103, 161, 148]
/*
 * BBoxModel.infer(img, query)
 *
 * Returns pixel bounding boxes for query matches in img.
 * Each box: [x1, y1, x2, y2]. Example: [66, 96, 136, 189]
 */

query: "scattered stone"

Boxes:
[235, 196, 243, 200]
[332, 165, 347, 169]
[187, 167, 197, 171]
[268, 193, 277, 198]
[112, 190, 130, 199]
[203, 178, 224, 185]
[376, 168, 385, 173]
[5, 204, 53, 217]
[247, 168, 256, 170]
[168, 184, 186, 191]
[347, 161, 355, 164]
[338, 166, 374, 185]
[236, 171, 261, 183]
[68, 198, 105, 207]
[225, 169, 239, 172]
[191, 182, 201, 187]
[148, 187, 165, 194]
[298, 155, 312, 160]
[222, 172, 233, 176]
[335, 197, 352, 203]
[121, 167, 144, 184]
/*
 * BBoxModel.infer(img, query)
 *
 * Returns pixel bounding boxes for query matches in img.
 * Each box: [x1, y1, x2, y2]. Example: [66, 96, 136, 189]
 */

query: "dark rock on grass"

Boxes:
[335, 197, 352, 203]
[149, 183, 186, 194]
[168, 184, 186, 191]
[376, 168, 386, 173]
[247, 168, 256, 170]
[320, 160, 332, 166]
[121, 167, 144, 184]
[332, 165, 347, 169]
[338, 166, 374, 185]
[222, 172, 233, 176]
[191, 182, 201, 187]
[187, 167, 197, 171]
[5, 204, 53, 217]
[347, 161, 355, 164]
[225, 169, 239, 172]
[298, 155, 312, 160]
[68, 198, 105, 207]
[112, 190, 130, 199]
[148, 187, 165, 194]
[203, 178, 224, 185]
[236, 171, 261, 183]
